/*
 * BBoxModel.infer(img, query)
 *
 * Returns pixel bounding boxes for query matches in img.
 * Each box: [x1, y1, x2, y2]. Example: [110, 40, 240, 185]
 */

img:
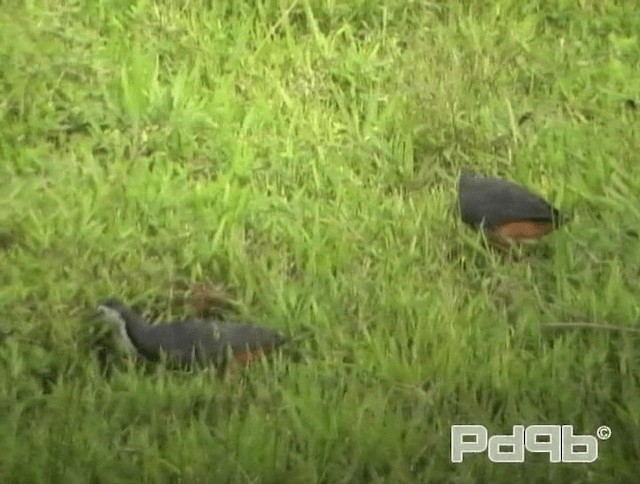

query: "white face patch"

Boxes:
[97, 306, 137, 354]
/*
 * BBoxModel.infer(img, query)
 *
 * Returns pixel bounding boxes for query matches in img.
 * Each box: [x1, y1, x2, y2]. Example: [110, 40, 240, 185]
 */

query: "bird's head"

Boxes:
[96, 298, 128, 329]
[95, 298, 140, 354]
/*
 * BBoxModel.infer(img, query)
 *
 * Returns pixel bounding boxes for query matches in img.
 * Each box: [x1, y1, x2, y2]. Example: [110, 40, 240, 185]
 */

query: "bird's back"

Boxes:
[459, 170, 562, 229]
[135, 319, 285, 367]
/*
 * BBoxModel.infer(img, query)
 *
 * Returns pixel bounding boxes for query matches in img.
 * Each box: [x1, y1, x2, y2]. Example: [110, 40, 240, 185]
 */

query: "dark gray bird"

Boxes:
[458, 169, 568, 247]
[96, 298, 287, 371]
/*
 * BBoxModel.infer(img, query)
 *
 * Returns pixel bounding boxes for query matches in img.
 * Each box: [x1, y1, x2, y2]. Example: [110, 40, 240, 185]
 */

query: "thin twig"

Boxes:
[541, 322, 640, 335]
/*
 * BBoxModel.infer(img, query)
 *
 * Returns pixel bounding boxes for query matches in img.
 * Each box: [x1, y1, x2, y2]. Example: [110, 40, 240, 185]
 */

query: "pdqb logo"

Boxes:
[451, 425, 611, 463]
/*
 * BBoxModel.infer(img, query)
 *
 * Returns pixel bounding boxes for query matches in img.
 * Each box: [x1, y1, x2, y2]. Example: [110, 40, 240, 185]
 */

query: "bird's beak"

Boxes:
[555, 211, 572, 227]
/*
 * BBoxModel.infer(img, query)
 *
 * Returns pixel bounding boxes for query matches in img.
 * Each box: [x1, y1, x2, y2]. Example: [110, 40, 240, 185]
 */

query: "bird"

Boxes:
[458, 169, 568, 248]
[96, 298, 288, 373]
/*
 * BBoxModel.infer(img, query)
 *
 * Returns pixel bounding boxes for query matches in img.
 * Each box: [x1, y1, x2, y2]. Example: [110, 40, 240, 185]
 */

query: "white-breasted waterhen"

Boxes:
[96, 298, 288, 372]
[458, 169, 569, 248]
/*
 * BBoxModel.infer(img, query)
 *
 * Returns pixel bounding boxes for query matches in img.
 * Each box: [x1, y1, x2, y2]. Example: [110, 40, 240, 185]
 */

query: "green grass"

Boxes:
[1, 0, 640, 482]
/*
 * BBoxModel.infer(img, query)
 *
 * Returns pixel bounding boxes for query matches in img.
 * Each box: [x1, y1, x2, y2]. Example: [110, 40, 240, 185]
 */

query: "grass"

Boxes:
[1, 0, 639, 482]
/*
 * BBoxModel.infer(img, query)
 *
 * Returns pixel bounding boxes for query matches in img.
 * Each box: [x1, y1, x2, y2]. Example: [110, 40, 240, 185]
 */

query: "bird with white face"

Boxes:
[96, 298, 288, 372]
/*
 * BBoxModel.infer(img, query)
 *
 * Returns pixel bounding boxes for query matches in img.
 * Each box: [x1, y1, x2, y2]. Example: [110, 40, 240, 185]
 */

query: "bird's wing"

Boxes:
[140, 319, 284, 366]
[460, 175, 560, 228]
[215, 322, 286, 350]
